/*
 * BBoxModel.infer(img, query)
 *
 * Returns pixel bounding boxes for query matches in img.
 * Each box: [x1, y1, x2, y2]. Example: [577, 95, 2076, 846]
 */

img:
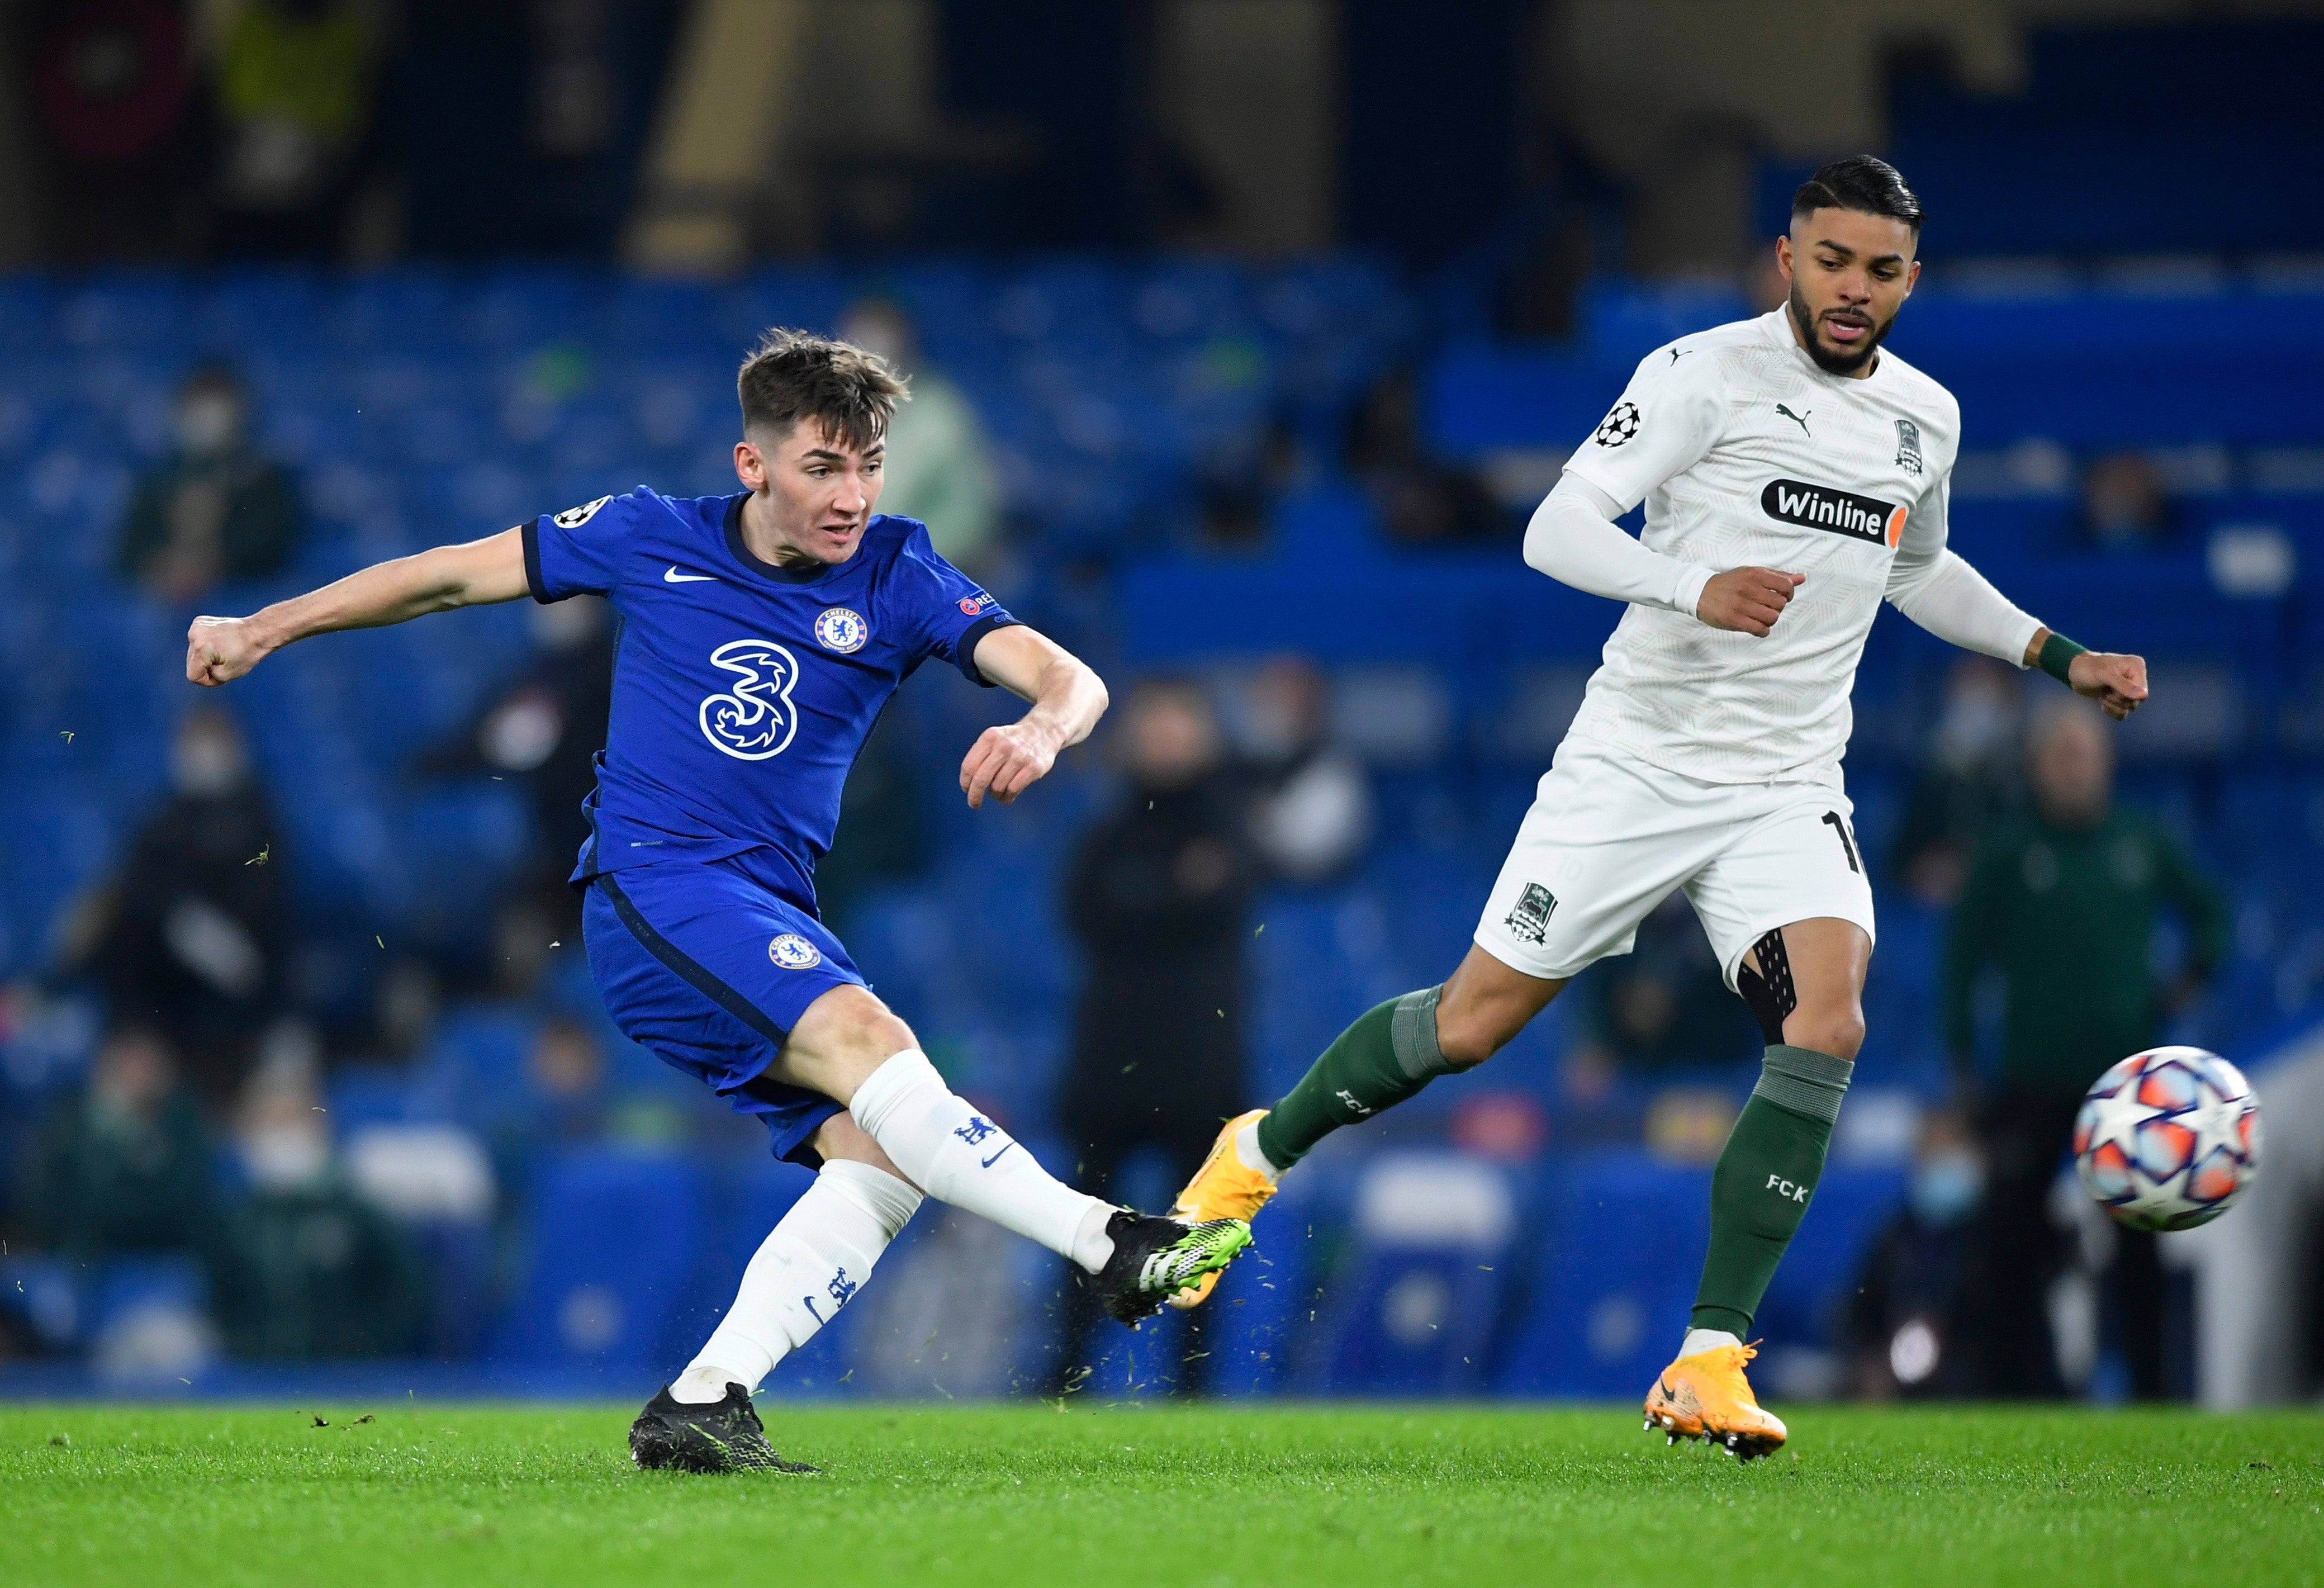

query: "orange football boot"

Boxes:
[1165, 1110, 1278, 1310]
[1642, 1341, 1788, 1460]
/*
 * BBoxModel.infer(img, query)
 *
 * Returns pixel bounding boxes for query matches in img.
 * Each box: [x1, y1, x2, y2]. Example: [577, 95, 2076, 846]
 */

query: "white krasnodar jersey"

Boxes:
[1561, 307, 1961, 786]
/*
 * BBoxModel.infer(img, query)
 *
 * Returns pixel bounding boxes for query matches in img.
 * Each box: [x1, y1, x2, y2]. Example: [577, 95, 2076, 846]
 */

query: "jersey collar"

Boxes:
[723, 492, 843, 585]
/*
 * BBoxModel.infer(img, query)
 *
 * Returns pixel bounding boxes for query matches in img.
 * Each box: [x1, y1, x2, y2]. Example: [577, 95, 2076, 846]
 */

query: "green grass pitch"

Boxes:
[6, 1402, 2321, 1585]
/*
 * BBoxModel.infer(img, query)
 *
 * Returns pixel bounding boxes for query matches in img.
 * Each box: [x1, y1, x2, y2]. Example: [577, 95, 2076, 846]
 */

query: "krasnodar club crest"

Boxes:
[768, 934, 823, 969]
[813, 606, 869, 653]
[699, 639, 801, 760]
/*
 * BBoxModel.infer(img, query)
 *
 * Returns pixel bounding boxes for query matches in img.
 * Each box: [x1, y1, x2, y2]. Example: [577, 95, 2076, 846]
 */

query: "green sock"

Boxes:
[1690, 1044, 1854, 1337]
[1255, 987, 1457, 1173]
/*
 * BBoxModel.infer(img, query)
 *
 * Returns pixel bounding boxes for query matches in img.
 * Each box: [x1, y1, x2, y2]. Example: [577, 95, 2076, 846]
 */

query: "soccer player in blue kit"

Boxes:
[186, 330, 1253, 1472]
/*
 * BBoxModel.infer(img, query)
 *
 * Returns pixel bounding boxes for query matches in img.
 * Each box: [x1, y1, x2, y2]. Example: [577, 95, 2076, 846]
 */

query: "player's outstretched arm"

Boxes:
[186, 527, 532, 686]
[957, 624, 1108, 808]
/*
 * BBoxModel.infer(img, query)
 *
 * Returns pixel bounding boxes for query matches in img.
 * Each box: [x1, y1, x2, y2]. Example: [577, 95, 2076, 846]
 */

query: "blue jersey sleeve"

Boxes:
[890, 522, 1017, 685]
[523, 489, 649, 602]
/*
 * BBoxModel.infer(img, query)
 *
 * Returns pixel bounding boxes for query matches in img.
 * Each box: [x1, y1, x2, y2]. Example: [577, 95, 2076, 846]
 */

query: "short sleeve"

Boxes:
[888, 521, 1017, 685]
[523, 490, 644, 603]
[1560, 344, 1730, 514]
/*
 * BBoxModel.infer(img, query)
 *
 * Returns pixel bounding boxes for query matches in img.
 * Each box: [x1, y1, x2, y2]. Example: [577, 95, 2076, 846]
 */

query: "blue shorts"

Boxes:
[582, 856, 862, 1165]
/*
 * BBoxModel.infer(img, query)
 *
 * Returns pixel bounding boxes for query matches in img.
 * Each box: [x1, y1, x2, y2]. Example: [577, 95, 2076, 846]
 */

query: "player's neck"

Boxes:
[738, 490, 827, 571]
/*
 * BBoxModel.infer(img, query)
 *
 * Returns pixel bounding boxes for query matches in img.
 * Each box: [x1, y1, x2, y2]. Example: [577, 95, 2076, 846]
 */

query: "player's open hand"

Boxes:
[186, 615, 271, 686]
[960, 720, 1060, 808]
[1696, 567, 1806, 637]
[2069, 650, 2148, 720]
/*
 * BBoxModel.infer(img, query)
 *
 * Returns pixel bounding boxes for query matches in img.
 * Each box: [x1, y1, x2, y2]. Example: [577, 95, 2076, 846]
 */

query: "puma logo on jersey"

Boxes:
[1775, 403, 1812, 436]
[1761, 478, 1905, 548]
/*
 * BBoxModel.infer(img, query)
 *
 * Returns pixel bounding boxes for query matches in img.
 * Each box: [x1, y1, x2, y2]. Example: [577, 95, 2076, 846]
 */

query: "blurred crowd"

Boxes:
[0, 273, 2246, 1405]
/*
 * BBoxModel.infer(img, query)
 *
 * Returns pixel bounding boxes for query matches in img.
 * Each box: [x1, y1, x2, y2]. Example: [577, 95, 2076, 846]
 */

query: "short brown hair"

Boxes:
[737, 328, 908, 451]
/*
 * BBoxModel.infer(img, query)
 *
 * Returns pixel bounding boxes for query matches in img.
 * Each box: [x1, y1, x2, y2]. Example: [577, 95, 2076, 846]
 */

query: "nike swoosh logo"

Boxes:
[664, 566, 718, 583]
[980, 1142, 1016, 1169]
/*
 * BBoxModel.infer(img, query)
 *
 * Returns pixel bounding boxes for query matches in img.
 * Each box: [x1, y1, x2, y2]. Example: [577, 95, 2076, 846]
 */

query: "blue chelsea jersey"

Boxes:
[522, 487, 1015, 908]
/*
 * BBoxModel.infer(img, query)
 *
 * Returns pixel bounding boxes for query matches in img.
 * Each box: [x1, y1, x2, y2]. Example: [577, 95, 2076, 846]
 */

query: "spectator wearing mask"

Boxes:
[1843, 1108, 1995, 1400]
[1890, 656, 2026, 907]
[1240, 656, 1373, 885]
[838, 298, 1001, 573]
[207, 1056, 425, 1359]
[1942, 699, 2228, 1398]
[21, 1026, 212, 1259]
[1052, 680, 1253, 1394]
[117, 366, 303, 601]
[68, 707, 287, 1106]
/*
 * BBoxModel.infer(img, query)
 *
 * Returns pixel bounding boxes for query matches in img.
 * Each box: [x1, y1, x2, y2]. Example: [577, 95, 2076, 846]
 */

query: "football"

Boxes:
[2074, 1046, 2263, 1231]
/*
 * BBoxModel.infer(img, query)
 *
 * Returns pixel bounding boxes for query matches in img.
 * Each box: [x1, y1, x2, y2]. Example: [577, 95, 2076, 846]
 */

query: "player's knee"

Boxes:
[786, 984, 918, 1097]
[1785, 1002, 1865, 1061]
[1433, 1001, 1514, 1070]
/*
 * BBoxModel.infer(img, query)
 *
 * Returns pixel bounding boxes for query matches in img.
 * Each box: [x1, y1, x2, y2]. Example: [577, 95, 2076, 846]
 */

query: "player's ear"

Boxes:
[1903, 258, 1921, 298]
[1773, 235, 1795, 282]
[733, 439, 765, 491]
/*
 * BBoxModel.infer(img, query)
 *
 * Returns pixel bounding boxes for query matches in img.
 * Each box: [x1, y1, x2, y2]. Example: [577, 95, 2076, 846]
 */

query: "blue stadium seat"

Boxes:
[490, 1148, 707, 1373]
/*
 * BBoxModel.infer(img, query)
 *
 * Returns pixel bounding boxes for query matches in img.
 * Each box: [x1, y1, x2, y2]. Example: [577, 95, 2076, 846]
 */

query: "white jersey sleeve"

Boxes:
[1884, 468, 2045, 666]
[1562, 345, 1732, 514]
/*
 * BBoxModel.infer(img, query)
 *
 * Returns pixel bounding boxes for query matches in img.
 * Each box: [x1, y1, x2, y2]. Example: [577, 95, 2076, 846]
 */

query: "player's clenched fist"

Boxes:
[959, 719, 1061, 808]
[1695, 567, 1807, 638]
[2069, 650, 2148, 720]
[186, 615, 271, 685]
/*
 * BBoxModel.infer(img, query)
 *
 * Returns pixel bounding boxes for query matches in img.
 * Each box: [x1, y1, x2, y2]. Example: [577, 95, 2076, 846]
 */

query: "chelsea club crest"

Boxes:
[813, 606, 869, 653]
[768, 933, 823, 970]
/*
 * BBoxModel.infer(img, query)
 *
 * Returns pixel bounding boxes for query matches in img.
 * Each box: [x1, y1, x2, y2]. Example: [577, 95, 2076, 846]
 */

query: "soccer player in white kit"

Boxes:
[1169, 157, 2151, 1456]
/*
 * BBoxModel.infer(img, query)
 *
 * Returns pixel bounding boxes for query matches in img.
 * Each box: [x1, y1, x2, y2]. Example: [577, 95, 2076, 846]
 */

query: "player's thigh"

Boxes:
[1436, 944, 1567, 1068]
[776, 983, 918, 1103]
[1686, 796, 1875, 1048]
[591, 865, 869, 1059]
[1473, 742, 1733, 985]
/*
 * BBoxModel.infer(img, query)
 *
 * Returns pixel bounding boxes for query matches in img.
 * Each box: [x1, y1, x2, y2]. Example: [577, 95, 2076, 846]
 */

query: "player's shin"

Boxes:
[1689, 1044, 1853, 1338]
[672, 1159, 922, 1402]
[847, 1049, 1115, 1271]
[1253, 988, 1458, 1176]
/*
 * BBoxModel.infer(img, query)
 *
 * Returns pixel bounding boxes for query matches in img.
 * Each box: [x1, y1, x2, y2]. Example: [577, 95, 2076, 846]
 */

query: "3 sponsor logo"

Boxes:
[1759, 477, 1905, 548]
[701, 639, 802, 759]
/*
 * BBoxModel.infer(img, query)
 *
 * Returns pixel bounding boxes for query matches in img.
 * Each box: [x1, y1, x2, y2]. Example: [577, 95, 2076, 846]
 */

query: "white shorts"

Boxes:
[1474, 737, 1876, 988]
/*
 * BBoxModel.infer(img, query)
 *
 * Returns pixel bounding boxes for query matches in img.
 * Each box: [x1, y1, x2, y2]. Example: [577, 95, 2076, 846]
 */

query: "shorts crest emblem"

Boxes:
[1504, 883, 1557, 945]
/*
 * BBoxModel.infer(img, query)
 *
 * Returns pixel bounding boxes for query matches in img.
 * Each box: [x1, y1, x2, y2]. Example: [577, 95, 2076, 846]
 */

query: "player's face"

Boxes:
[1776, 209, 1920, 377]
[736, 421, 886, 565]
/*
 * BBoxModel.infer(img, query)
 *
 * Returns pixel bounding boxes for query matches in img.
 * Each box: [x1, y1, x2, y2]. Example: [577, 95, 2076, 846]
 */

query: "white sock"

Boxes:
[670, 1158, 923, 1403]
[1680, 1328, 1742, 1359]
[848, 1049, 1113, 1272]
[1235, 1120, 1283, 1182]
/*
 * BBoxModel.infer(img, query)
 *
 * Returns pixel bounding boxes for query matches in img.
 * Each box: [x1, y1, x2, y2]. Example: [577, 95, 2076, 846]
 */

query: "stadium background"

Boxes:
[0, 0, 2319, 1411]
